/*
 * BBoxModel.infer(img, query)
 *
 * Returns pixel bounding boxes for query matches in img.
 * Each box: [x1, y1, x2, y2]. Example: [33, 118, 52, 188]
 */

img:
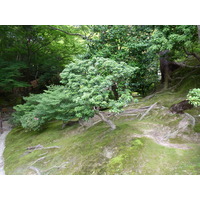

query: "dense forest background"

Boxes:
[1, 25, 199, 98]
[1, 26, 200, 107]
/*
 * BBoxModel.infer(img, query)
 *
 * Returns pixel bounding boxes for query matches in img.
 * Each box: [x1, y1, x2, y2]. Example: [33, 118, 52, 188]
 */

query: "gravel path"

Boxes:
[0, 121, 12, 175]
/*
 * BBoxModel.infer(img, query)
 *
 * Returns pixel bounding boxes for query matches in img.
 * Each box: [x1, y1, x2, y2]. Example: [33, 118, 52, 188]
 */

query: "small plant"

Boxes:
[187, 88, 200, 107]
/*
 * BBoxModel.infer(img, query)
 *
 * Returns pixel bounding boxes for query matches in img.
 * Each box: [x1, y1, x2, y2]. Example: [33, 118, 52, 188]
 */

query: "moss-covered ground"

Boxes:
[4, 110, 200, 175]
[4, 67, 200, 175]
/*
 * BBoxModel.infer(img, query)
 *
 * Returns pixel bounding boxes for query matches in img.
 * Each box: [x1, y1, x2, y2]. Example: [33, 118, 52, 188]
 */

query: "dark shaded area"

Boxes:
[170, 100, 193, 114]
[159, 50, 180, 88]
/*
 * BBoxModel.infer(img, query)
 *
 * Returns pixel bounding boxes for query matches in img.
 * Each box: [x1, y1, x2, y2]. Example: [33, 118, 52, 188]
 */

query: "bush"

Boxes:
[12, 57, 137, 131]
[12, 85, 76, 131]
[187, 88, 200, 107]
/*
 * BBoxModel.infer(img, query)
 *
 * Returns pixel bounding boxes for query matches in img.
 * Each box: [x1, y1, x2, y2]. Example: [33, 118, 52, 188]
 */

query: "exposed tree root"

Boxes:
[31, 156, 46, 166]
[97, 112, 116, 130]
[43, 161, 69, 174]
[184, 113, 196, 127]
[139, 102, 157, 120]
[78, 104, 159, 130]
[29, 166, 41, 175]
[131, 134, 191, 150]
[26, 145, 60, 153]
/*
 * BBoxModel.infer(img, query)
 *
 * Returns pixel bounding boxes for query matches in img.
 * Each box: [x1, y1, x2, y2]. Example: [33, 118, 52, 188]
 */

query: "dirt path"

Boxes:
[0, 121, 12, 175]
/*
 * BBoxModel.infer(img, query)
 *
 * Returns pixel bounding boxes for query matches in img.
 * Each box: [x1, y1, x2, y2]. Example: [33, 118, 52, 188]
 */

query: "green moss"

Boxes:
[131, 139, 144, 146]
[4, 118, 200, 175]
[107, 155, 125, 174]
[194, 123, 200, 133]
[169, 137, 186, 144]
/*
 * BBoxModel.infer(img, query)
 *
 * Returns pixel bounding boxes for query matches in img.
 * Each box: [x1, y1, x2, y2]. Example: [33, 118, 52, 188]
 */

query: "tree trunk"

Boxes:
[111, 83, 119, 100]
[164, 68, 169, 90]
[159, 50, 180, 89]
[97, 112, 116, 130]
[197, 25, 200, 42]
[160, 56, 170, 89]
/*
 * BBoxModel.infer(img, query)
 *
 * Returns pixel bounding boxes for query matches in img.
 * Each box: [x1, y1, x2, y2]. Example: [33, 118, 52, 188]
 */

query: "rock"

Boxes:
[103, 148, 114, 159]
[170, 100, 193, 114]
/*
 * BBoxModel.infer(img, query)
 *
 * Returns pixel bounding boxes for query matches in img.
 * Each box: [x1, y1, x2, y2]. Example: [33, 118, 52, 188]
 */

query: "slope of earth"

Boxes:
[3, 67, 200, 175]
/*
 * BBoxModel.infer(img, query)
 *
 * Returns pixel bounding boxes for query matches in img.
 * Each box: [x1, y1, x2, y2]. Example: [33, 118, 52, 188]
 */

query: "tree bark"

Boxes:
[97, 112, 116, 130]
[111, 83, 119, 100]
[197, 25, 200, 42]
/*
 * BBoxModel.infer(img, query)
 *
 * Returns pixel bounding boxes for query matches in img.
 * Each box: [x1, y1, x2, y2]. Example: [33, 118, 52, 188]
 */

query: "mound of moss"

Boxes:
[4, 112, 200, 175]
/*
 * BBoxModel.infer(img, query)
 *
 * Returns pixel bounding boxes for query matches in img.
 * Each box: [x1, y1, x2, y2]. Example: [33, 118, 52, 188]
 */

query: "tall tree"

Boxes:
[0, 25, 85, 94]
[150, 25, 199, 89]
[86, 25, 158, 95]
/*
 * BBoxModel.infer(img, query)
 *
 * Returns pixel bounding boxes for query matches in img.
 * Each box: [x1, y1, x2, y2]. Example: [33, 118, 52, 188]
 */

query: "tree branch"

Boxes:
[97, 112, 116, 130]
[171, 61, 200, 69]
[183, 47, 200, 63]
[48, 25, 92, 41]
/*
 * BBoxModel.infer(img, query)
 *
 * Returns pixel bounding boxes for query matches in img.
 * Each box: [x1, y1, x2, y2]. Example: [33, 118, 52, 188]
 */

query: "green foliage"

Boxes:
[150, 25, 198, 60]
[12, 85, 76, 131]
[0, 25, 85, 92]
[86, 25, 160, 95]
[12, 57, 137, 130]
[10, 25, 200, 130]
[85, 25, 198, 95]
[0, 58, 29, 91]
[60, 57, 137, 118]
[187, 88, 200, 107]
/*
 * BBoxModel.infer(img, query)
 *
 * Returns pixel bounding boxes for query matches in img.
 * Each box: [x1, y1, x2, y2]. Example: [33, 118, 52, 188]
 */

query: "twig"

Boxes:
[139, 102, 157, 120]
